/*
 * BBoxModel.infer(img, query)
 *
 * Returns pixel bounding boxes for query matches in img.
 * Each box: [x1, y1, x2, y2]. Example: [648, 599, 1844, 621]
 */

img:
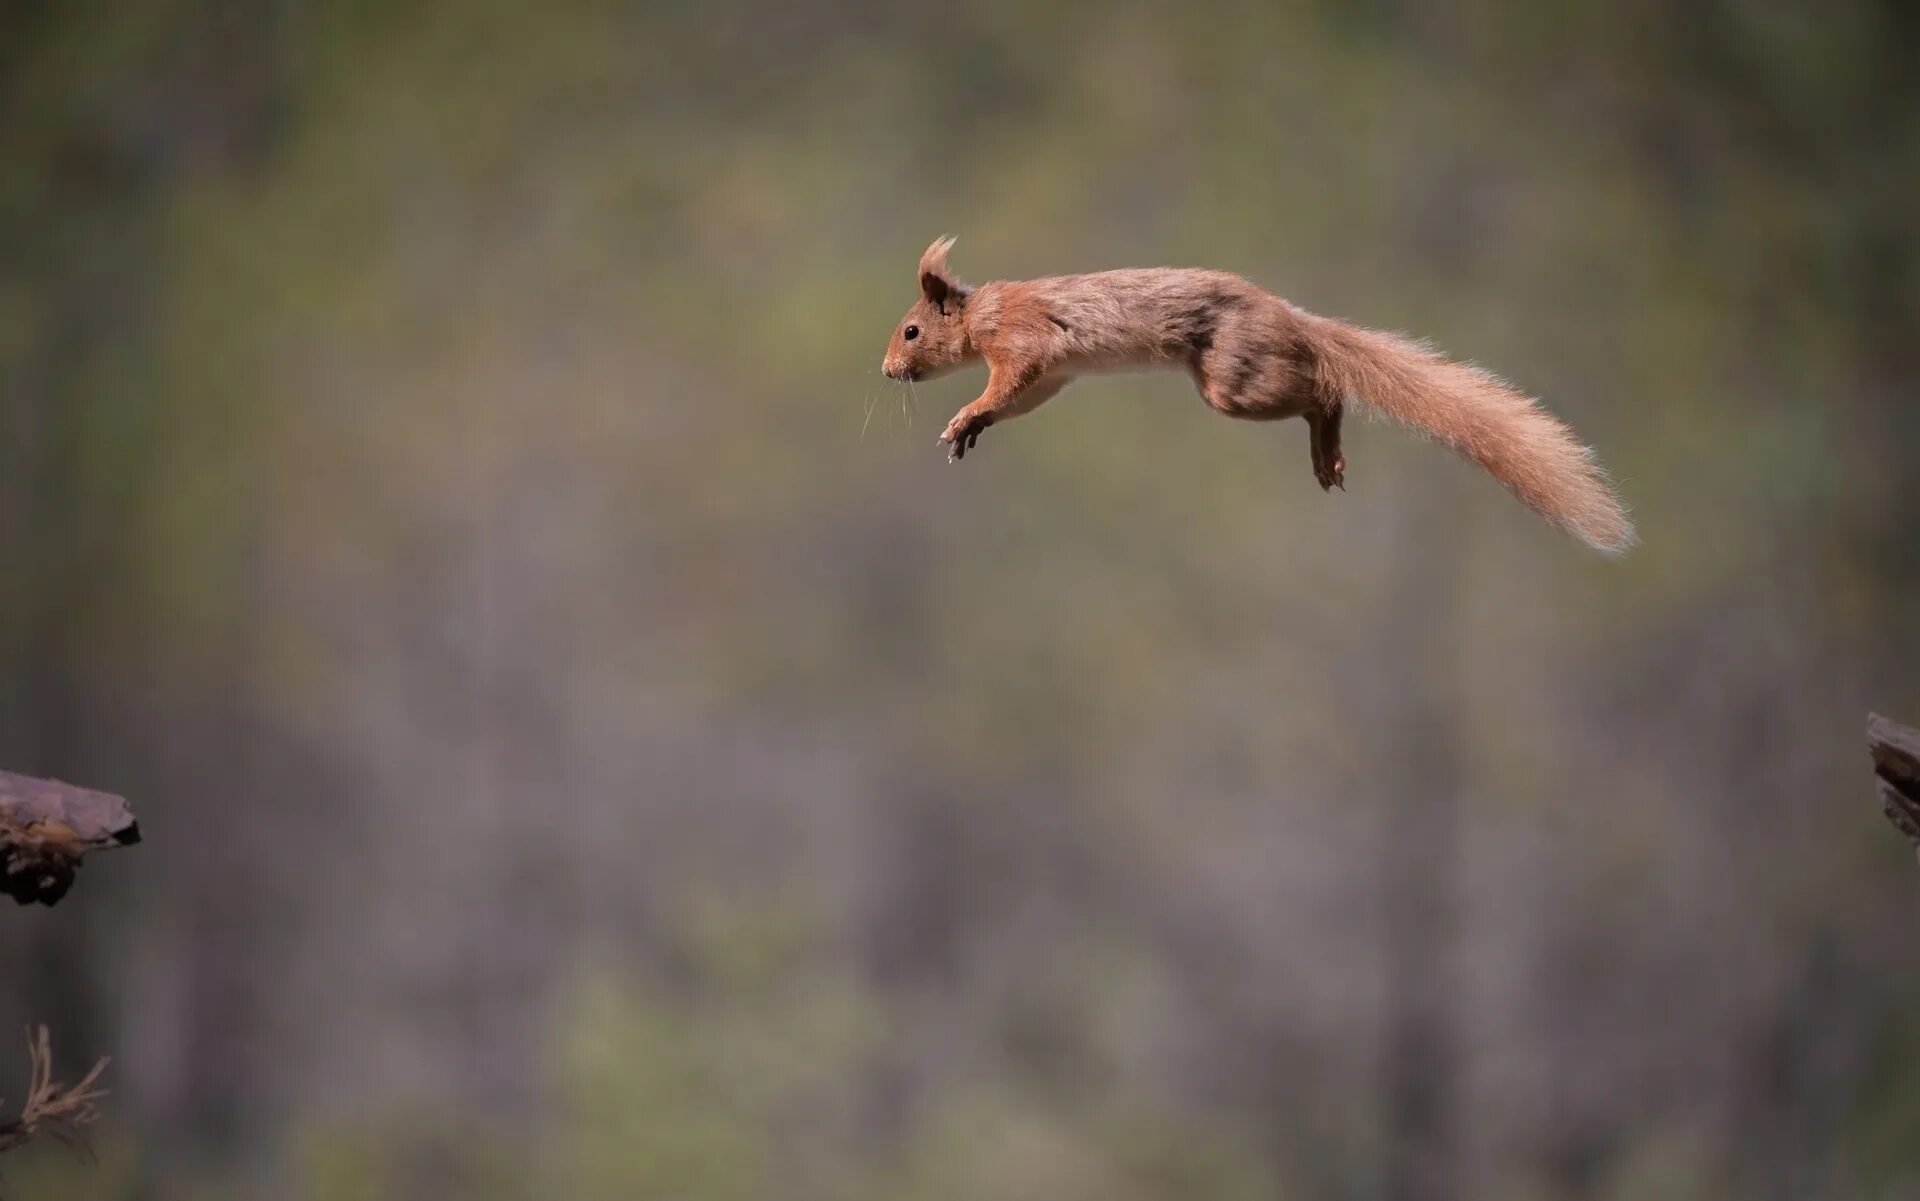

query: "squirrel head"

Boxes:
[882, 236, 973, 382]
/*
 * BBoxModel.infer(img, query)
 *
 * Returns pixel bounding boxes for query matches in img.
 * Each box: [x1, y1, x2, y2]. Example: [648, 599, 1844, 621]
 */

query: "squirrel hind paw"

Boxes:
[1312, 450, 1346, 492]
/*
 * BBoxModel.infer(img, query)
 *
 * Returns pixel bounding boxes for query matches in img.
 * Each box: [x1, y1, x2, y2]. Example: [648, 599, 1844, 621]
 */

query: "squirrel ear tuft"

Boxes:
[918, 236, 957, 280]
[918, 235, 968, 312]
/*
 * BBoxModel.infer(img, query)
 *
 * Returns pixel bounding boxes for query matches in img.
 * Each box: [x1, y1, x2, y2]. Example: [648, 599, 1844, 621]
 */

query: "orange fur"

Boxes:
[882, 238, 1633, 554]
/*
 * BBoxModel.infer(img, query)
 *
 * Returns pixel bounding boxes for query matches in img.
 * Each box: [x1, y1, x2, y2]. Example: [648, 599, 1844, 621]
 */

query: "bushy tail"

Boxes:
[1307, 316, 1634, 555]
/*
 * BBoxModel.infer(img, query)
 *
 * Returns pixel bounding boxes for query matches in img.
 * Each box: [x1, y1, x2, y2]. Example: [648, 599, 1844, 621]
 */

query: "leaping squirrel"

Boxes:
[881, 237, 1633, 555]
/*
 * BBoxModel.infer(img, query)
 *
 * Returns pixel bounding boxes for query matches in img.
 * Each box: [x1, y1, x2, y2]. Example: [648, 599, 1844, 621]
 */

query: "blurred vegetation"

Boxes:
[297, 903, 1272, 1201]
[1, 0, 1917, 1197]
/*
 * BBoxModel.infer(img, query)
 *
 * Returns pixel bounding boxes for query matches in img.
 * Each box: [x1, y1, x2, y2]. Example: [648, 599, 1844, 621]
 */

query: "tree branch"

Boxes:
[0, 769, 140, 906]
[1867, 712, 1920, 863]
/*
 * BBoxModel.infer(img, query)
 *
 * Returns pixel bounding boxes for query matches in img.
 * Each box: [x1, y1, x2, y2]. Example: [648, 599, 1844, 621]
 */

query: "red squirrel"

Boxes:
[881, 237, 1633, 555]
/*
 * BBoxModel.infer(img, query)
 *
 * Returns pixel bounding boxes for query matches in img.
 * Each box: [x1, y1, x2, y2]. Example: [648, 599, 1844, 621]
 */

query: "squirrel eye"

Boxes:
[903, 325, 919, 341]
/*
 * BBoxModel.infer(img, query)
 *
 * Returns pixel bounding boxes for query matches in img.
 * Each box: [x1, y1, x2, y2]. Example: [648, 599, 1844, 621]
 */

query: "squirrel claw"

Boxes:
[940, 412, 990, 462]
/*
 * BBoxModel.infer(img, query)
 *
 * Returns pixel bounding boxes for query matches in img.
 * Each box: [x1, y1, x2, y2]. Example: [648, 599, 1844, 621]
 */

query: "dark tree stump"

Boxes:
[1867, 713, 1920, 864]
[0, 770, 140, 906]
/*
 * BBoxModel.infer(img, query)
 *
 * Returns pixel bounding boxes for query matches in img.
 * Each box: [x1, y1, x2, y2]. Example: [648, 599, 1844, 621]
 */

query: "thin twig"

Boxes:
[0, 1027, 109, 1163]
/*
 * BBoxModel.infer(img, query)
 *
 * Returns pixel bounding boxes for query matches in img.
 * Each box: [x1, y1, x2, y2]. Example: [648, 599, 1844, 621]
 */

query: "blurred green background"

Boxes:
[3, 1, 1918, 1197]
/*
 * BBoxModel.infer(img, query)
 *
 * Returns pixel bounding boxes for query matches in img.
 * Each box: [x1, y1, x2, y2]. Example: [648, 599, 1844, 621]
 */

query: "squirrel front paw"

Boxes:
[938, 409, 993, 462]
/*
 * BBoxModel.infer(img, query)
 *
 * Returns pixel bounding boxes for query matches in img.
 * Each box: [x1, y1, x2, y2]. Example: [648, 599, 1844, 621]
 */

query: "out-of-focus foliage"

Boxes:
[1, 0, 1917, 1197]
[291, 903, 1273, 1201]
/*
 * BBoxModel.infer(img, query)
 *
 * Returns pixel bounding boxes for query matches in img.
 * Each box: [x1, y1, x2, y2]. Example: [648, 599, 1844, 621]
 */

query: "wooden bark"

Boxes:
[0, 770, 140, 906]
[1867, 713, 1920, 863]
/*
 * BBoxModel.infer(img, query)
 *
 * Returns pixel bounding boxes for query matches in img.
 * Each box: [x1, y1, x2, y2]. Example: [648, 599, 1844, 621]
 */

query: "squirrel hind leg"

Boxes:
[1306, 402, 1346, 491]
